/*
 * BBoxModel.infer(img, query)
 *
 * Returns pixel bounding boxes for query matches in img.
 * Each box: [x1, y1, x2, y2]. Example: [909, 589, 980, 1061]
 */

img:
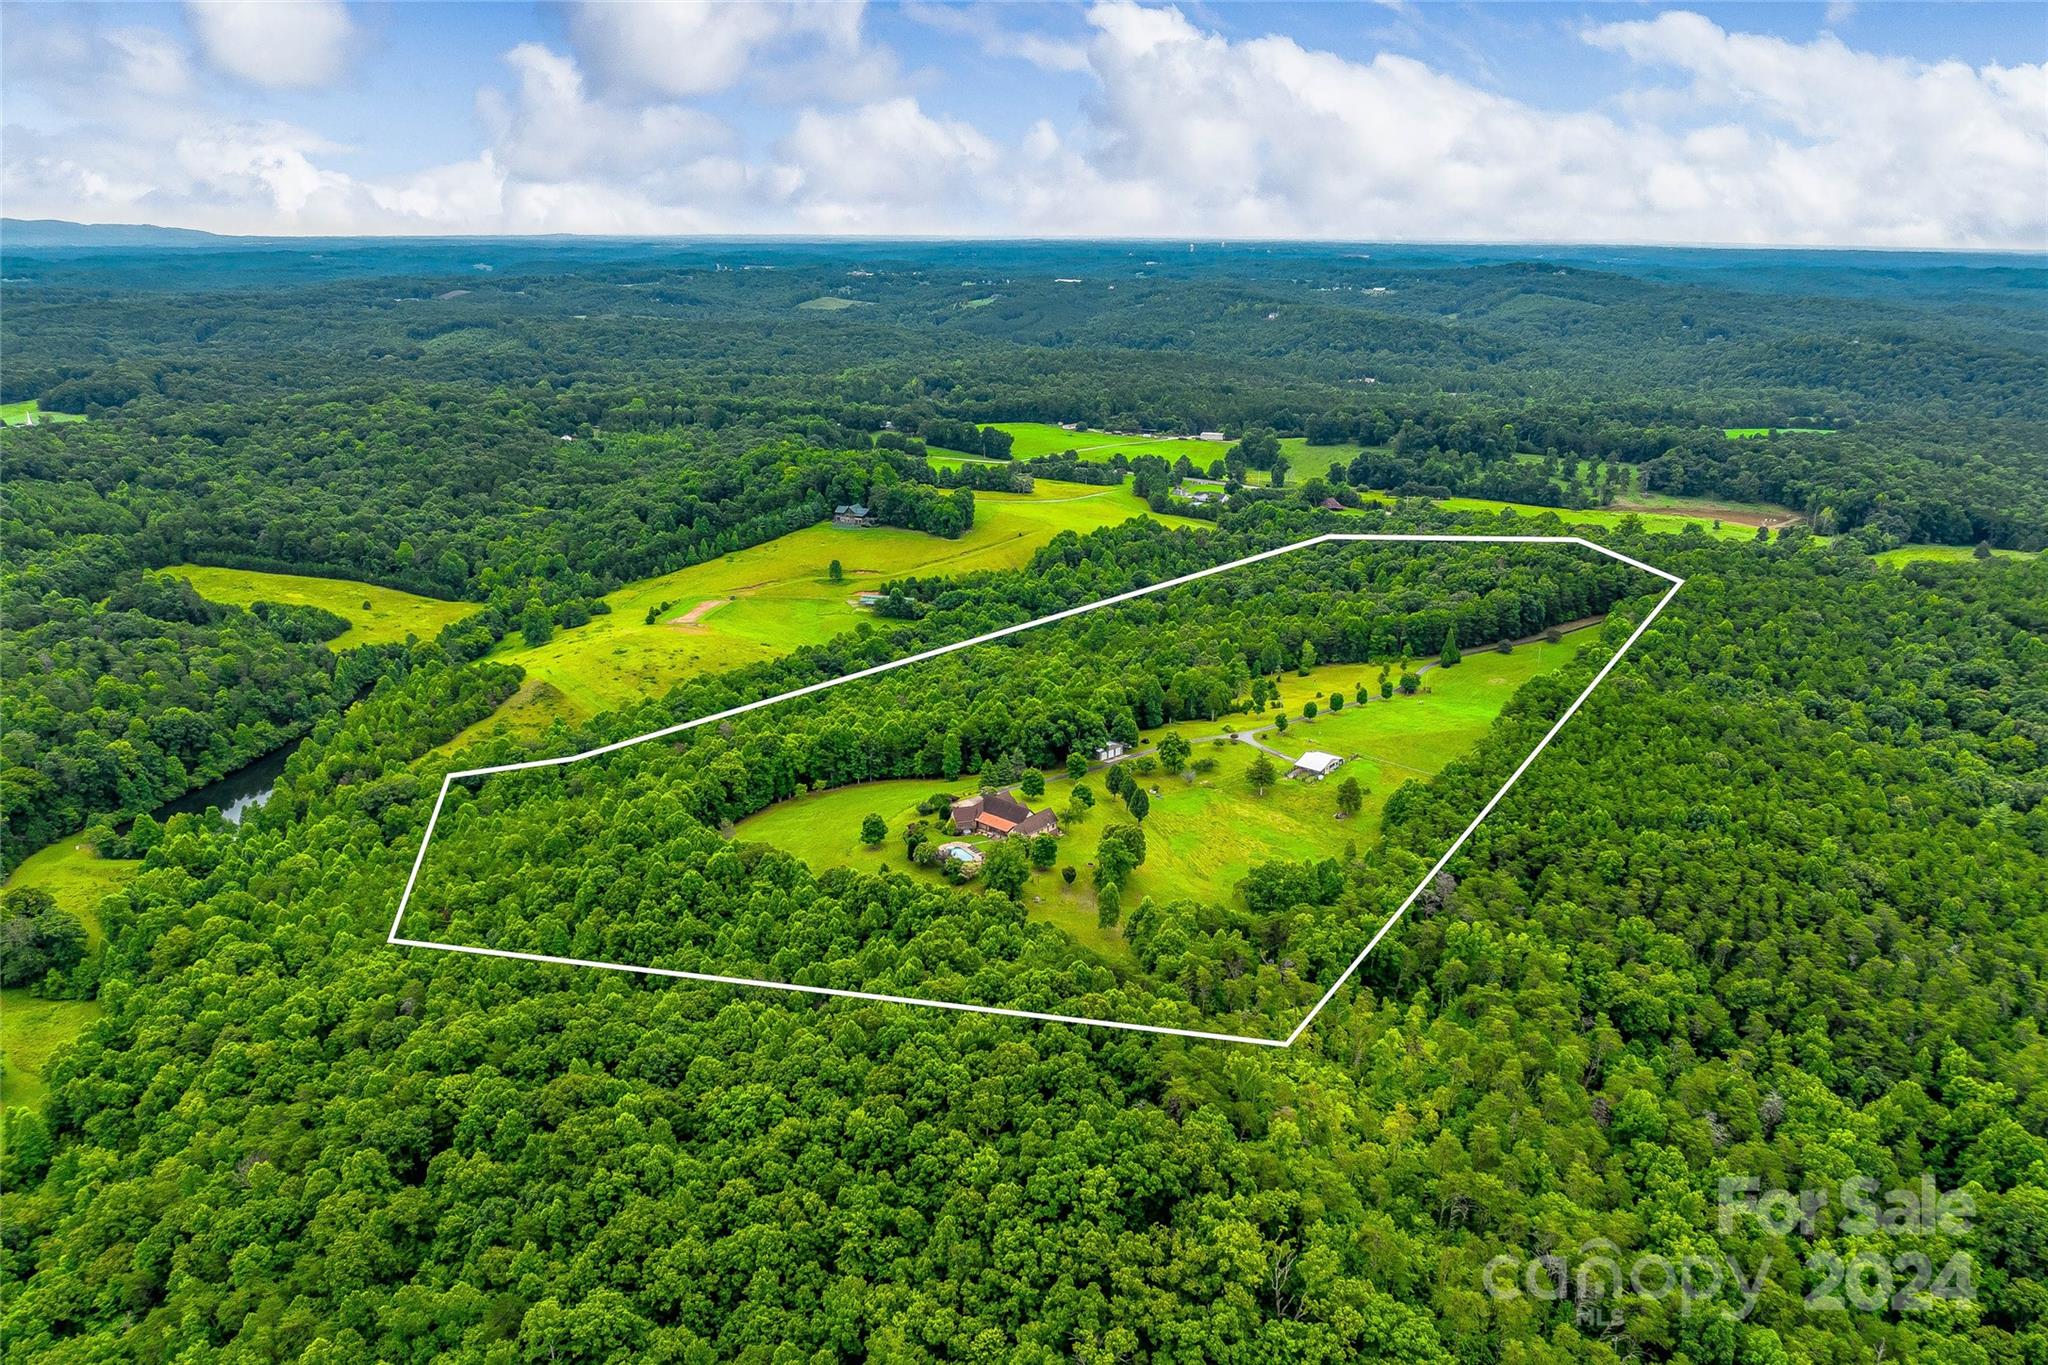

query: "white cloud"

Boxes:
[478, 43, 729, 183]
[184, 1, 356, 90]
[564, 0, 870, 99]
[3, 2, 2041, 247]
[777, 97, 998, 226]
[902, 3, 1090, 73]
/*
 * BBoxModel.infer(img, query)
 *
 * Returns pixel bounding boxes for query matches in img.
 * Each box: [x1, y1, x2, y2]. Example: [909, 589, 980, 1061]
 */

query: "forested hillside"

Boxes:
[1, 239, 2043, 1363]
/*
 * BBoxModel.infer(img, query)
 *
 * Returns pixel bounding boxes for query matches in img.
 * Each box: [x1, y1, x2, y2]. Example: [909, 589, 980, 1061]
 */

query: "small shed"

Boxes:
[1290, 750, 1345, 781]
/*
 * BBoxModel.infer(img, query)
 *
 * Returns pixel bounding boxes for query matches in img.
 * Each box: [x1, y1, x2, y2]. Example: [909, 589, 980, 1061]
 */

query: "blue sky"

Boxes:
[3, 2, 2042, 246]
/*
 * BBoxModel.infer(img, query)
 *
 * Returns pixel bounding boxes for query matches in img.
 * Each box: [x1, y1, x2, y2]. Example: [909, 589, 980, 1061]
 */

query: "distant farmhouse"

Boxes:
[1094, 740, 1129, 762]
[1174, 485, 1227, 506]
[833, 503, 878, 528]
[1198, 431, 1227, 442]
[951, 789, 1059, 840]
[1290, 751, 1345, 781]
[1319, 496, 1346, 510]
[855, 591, 887, 607]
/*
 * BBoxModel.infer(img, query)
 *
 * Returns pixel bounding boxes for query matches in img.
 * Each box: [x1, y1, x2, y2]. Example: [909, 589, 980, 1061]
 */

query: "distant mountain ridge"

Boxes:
[2, 218, 229, 248]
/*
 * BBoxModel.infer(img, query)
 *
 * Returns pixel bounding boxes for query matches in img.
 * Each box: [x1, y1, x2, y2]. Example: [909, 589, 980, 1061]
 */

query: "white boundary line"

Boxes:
[390, 534, 1683, 1048]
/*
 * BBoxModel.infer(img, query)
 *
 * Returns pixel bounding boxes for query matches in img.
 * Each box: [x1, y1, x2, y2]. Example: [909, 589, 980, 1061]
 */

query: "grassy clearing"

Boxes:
[1724, 427, 1834, 439]
[1, 994, 103, 1113]
[1340, 493, 1765, 542]
[796, 297, 865, 311]
[991, 421, 1236, 463]
[0, 841, 136, 1114]
[450, 480, 1206, 745]
[1875, 544, 2038, 568]
[0, 400, 85, 426]
[166, 565, 477, 649]
[1607, 491, 1800, 528]
[4, 838, 138, 948]
[735, 631, 1593, 958]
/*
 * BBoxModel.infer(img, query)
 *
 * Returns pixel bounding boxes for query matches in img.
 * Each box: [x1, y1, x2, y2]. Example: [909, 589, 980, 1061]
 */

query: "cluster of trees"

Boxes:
[0, 887, 87, 989]
[0, 572, 372, 864]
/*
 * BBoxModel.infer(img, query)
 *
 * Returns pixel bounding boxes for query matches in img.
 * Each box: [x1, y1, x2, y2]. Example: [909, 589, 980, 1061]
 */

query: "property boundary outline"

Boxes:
[389, 533, 1684, 1048]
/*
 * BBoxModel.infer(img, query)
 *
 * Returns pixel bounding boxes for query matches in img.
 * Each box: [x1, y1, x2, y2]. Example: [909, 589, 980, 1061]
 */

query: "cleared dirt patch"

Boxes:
[669, 598, 732, 629]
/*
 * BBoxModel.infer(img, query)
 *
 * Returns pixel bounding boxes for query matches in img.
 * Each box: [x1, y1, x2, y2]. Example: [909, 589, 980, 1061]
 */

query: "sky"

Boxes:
[1, 1, 2043, 248]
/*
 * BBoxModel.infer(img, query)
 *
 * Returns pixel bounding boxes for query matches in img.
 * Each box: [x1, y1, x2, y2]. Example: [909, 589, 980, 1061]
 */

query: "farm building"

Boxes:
[833, 503, 878, 528]
[1319, 497, 1345, 510]
[1290, 751, 1345, 780]
[950, 790, 1059, 839]
[855, 592, 887, 607]
[1094, 741, 1129, 762]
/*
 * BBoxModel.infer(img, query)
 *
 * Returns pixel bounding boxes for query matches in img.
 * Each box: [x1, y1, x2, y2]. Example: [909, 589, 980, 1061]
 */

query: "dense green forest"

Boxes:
[2, 238, 2044, 1362]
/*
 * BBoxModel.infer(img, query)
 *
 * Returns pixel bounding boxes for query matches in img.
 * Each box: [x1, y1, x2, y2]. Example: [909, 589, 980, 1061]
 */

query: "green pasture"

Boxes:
[453, 480, 1206, 745]
[1, 840, 136, 1112]
[1724, 427, 1834, 439]
[1875, 544, 2037, 568]
[796, 297, 865, 311]
[735, 631, 1592, 958]
[1341, 493, 1766, 542]
[990, 421, 1236, 464]
[1, 995, 104, 1113]
[0, 400, 85, 426]
[167, 565, 477, 649]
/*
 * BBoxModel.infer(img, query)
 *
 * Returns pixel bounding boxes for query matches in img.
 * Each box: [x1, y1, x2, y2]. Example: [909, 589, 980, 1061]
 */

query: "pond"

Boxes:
[152, 735, 306, 826]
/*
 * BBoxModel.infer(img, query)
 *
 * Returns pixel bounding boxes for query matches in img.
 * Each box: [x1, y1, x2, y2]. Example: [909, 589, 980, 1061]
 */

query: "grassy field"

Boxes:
[166, 565, 477, 649]
[736, 629, 1593, 958]
[990, 421, 1235, 463]
[4, 838, 138, 948]
[1, 995, 104, 1113]
[1, 840, 137, 1113]
[450, 480, 1206, 745]
[0, 400, 85, 426]
[1342, 493, 1768, 542]
[1724, 427, 1835, 439]
[1875, 544, 2038, 568]
[796, 296, 865, 311]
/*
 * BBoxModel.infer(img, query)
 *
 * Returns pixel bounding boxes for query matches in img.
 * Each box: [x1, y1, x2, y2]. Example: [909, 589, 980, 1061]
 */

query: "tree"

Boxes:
[520, 602, 555, 645]
[1335, 776, 1363, 819]
[0, 888, 86, 988]
[1330, 692, 1344, 712]
[1441, 625, 1462, 667]
[1304, 701, 1318, 719]
[1061, 865, 1077, 885]
[1021, 769, 1046, 799]
[1096, 881, 1122, 929]
[1299, 639, 1317, 673]
[1102, 823, 1147, 868]
[860, 813, 886, 847]
[1248, 753, 1279, 795]
[1276, 712, 1289, 732]
[983, 840, 1029, 900]
[1029, 833, 1059, 870]
[1399, 671, 1421, 695]
[1381, 677, 1395, 700]
[1158, 732, 1190, 775]
[1123, 785, 1150, 822]
[828, 559, 844, 582]
[1066, 752, 1089, 781]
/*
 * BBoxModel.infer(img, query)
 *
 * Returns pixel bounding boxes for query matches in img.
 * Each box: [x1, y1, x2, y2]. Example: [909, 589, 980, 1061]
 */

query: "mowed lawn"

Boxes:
[0, 399, 85, 426]
[990, 421, 1237, 463]
[167, 565, 477, 649]
[2, 840, 137, 1112]
[452, 480, 1207, 744]
[735, 630, 1593, 959]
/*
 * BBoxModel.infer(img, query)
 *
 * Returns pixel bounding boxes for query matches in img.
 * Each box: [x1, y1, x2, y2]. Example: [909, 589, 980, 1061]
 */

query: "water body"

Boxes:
[152, 736, 305, 825]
